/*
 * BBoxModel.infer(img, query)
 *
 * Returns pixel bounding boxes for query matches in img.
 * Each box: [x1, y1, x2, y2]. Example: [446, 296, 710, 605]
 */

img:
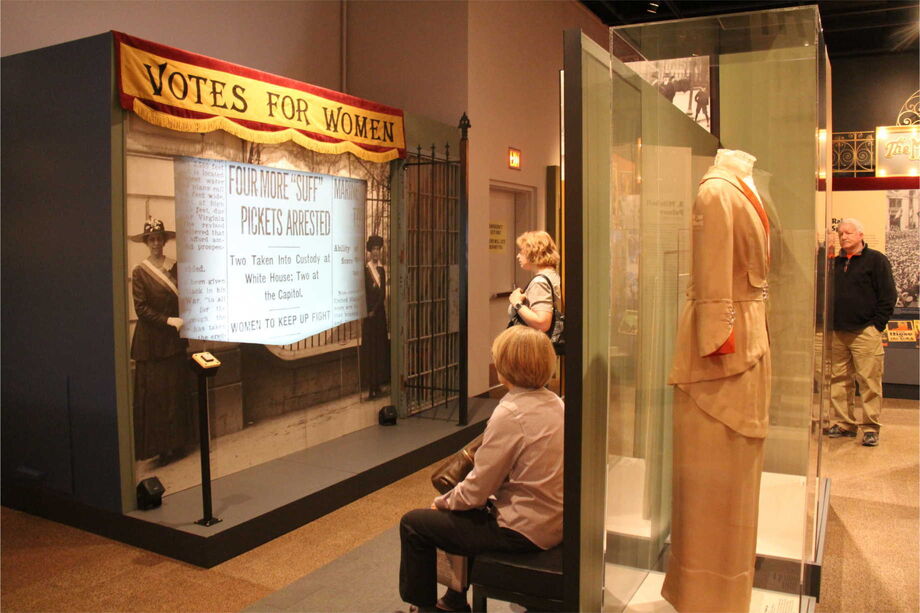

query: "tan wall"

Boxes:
[0, 0, 344, 90]
[466, 1, 607, 392]
[345, 0, 469, 125]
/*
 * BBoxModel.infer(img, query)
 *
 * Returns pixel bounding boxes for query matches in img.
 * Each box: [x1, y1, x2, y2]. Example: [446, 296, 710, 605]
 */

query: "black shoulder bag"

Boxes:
[508, 274, 565, 355]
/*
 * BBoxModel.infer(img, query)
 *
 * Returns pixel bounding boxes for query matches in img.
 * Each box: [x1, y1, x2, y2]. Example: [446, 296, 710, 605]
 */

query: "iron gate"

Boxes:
[403, 144, 463, 419]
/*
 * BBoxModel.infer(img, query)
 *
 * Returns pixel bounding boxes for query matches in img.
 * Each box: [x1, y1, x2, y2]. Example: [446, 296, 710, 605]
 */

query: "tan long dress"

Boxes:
[664, 165, 771, 612]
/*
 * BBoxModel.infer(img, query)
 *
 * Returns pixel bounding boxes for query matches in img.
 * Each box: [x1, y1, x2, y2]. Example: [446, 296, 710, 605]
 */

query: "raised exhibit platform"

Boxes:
[4, 397, 495, 567]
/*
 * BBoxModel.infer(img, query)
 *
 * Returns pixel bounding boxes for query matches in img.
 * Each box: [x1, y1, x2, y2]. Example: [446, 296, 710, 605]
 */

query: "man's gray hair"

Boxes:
[838, 218, 864, 234]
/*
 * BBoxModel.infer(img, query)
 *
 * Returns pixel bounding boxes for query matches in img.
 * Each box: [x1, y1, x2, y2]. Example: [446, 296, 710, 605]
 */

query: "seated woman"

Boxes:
[399, 325, 564, 612]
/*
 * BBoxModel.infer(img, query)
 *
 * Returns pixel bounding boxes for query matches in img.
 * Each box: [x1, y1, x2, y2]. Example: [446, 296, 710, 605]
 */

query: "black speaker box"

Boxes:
[137, 477, 165, 510]
[378, 405, 397, 426]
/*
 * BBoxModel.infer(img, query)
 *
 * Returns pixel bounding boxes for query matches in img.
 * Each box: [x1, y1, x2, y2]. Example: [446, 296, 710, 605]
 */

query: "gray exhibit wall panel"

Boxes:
[1, 33, 125, 512]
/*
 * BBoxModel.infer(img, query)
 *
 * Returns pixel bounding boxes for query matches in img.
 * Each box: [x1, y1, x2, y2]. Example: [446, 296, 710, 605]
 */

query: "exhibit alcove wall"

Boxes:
[2, 34, 126, 512]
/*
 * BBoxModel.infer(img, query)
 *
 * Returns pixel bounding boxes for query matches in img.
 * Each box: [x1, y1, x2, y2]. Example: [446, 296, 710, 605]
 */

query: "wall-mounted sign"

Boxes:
[114, 32, 406, 163]
[508, 147, 521, 170]
[875, 125, 920, 177]
[489, 222, 507, 251]
[885, 320, 918, 345]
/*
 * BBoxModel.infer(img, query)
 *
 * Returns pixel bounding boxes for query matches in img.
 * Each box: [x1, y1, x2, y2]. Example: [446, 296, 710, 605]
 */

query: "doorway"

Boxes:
[487, 184, 535, 384]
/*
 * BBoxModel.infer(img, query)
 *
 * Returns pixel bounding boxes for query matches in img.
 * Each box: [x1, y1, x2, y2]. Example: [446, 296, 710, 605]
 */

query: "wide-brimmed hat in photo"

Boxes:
[366, 235, 384, 251]
[130, 218, 176, 243]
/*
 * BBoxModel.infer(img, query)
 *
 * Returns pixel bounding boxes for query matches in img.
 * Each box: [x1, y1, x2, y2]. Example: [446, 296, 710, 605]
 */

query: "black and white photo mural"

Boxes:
[125, 117, 392, 496]
[887, 189, 920, 308]
[627, 55, 712, 132]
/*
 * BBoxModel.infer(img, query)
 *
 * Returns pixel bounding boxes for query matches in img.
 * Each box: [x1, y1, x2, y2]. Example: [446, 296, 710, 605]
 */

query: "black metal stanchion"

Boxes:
[190, 351, 222, 527]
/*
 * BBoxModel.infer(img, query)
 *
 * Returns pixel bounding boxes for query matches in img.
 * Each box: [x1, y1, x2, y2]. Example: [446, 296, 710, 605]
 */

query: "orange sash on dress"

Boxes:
[734, 176, 770, 262]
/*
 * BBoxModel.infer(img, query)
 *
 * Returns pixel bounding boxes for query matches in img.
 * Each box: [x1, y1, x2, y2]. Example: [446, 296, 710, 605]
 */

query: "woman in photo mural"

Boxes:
[130, 218, 192, 466]
[361, 234, 390, 399]
[508, 230, 562, 335]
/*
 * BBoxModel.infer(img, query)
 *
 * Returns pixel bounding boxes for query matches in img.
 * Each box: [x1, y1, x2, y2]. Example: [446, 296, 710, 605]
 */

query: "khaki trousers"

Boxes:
[662, 389, 764, 613]
[830, 327, 884, 434]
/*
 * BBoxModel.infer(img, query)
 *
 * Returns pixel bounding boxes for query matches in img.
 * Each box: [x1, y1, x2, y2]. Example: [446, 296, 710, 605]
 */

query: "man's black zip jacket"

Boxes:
[832, 242, 897, 332]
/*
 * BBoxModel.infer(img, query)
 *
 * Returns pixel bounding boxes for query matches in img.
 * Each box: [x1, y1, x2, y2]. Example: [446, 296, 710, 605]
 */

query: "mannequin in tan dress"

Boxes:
[664, 149, 771, 612]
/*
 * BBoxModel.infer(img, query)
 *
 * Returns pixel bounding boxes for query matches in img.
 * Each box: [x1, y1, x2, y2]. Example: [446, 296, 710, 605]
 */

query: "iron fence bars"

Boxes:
[403, 140, 463, 420]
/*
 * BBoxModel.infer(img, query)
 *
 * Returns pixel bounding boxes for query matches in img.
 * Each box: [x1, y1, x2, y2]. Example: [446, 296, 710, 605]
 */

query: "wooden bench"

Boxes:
[469, 545, 564, 612]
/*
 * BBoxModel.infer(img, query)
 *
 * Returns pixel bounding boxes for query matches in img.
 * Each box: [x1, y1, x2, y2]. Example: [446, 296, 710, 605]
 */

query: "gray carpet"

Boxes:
[244, 527, 519, 613]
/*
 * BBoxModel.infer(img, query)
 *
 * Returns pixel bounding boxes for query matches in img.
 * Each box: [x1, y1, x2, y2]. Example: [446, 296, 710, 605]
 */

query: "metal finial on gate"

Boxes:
[459, 113, 471, 139]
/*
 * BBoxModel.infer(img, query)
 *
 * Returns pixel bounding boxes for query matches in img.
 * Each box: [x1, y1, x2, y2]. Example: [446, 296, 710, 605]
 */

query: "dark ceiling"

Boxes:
[580, 0, 919, 58]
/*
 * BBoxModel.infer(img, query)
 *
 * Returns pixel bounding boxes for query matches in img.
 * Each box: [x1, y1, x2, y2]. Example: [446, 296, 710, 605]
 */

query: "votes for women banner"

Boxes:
[114, 32, 406, 163]
[175, 157, 367, 344]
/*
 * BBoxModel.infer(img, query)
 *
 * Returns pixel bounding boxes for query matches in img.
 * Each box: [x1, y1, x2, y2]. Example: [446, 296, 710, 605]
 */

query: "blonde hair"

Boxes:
[492, 326, 557, 389]
[516, 231, 560, 268]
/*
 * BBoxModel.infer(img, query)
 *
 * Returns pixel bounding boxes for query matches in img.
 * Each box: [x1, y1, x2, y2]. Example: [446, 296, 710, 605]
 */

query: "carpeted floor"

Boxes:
[1, 461, 440, 612]
[815, 400, 920, 613]
[241, 527, 520, 613]
[243, 528, 408, 613]
[2, 398, 916, 612]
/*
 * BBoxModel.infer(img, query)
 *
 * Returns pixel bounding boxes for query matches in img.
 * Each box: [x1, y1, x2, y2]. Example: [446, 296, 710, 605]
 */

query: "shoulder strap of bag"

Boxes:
[535, 273, 559, 330]
[535, 273, 558, 306]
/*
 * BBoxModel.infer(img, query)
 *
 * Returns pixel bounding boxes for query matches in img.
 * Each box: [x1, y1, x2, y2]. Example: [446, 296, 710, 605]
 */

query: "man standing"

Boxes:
[825, 218, 897, 446]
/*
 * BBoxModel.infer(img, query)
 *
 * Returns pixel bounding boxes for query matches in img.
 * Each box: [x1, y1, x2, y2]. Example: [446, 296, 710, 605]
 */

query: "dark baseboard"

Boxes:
[883, 383, 919, 400]
[2, 417, 486, 568]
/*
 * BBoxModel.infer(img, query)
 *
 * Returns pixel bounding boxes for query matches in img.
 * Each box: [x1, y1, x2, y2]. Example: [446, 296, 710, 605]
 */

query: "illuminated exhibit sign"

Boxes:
[114, 32, 406, 163]
[175, 157, 366, 344]
[508, 147, 521, 169]
[876, 125, 920, 177]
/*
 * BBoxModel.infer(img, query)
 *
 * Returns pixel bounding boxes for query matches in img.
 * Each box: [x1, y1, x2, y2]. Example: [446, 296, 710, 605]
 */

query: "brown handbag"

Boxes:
[430, 433, 484, 494]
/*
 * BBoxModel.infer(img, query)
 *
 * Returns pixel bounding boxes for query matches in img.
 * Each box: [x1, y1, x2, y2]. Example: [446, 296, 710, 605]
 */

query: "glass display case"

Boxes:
[567, 6, 831, 611]
[608, 6, 831, 610]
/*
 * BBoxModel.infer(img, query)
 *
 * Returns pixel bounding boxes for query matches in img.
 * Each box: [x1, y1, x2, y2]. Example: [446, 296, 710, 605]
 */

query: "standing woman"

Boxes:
[130, 218, 191, 465]
[508, 230, 562, 334]
[361, 234, 390, 399]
